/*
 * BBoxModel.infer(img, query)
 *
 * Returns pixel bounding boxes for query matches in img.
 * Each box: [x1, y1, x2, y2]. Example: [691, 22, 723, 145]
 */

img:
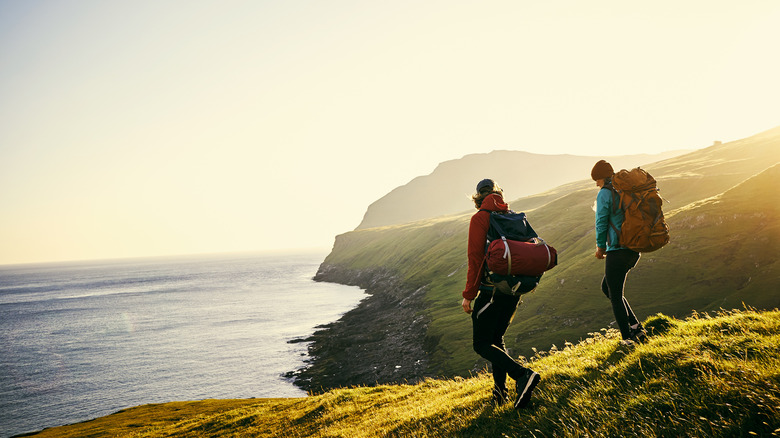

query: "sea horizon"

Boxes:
[0, 247, 334, 269]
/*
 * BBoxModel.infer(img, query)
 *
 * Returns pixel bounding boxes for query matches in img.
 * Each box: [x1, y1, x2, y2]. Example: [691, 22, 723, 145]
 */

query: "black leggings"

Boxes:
[471, 290, 527, 390]
[601, 248, 641, 339]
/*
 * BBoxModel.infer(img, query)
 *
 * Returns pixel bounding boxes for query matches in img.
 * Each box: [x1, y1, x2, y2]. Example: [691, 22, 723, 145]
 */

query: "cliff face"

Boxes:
[288, 264, 433, 393]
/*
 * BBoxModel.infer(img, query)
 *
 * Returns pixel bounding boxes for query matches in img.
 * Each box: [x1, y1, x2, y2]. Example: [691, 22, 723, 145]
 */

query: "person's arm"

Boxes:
[462, 212, 490, 309]
[594, 189, 611, 258]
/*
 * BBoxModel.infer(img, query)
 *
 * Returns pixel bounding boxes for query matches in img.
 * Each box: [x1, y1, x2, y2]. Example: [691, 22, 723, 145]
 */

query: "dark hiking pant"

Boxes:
[472, 289, 527, 390]
[601, 248, 641, 339]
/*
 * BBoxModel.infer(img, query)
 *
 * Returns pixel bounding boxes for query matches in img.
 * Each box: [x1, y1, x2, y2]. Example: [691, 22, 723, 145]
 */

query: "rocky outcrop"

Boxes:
[286, 264, 432, 393]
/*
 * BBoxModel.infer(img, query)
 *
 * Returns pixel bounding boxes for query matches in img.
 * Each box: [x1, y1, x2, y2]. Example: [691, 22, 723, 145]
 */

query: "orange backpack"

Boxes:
[611, 168, 670, 253]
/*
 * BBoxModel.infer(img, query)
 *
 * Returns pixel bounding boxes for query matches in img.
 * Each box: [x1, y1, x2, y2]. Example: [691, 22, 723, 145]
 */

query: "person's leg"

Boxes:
[623, 297, 639, 327]
[601, 275, 610, 298]
[620, 250, 641, 330]
[602, 264, 631, 339]
[603, 249, 640, 339]
[472, 292, 540, 408]
[603, 274, 638, 327]
[490, 319, 510, 403]
[491, 336, 508, 400]
[472, 293, 525, 377]
[620, 249, 646, 341]
[491, 364, 508, 404]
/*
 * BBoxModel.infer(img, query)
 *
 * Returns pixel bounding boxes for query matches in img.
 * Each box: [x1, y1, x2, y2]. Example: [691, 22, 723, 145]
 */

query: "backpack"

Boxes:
[481, 210, 558, 296]
[610, 167, 670, 253]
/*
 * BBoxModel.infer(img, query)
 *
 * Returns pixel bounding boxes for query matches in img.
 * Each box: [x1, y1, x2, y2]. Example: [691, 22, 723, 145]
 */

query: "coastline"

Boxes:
[286, 263, 432, 393]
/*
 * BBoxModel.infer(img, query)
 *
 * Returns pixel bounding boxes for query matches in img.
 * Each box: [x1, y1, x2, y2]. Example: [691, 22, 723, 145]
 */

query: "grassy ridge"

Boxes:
[32, 308, 780, 437]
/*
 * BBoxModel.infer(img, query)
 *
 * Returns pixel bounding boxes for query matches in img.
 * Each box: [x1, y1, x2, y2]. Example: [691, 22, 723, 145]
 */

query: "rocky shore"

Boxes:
[285, 263, 432, 393]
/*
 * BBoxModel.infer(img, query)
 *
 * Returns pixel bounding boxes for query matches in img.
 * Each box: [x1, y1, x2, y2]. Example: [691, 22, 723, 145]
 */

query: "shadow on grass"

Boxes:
[450, 342, 642, 437]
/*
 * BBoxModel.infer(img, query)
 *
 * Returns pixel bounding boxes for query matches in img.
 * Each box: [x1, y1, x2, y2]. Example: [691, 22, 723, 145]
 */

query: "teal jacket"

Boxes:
[595, 185, 624, 252]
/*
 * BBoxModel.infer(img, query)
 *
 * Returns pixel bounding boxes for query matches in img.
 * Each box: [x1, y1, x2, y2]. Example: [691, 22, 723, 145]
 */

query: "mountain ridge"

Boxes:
[357, 149, 690, 229]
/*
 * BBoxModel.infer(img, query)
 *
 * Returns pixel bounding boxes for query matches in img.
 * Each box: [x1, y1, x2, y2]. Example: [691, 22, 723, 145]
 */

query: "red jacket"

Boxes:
[462, 193, 509, 300]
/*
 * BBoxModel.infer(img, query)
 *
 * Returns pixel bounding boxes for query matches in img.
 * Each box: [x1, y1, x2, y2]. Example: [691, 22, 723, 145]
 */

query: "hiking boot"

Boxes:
[630, 324, 648, 344]
[514, 370, 540, 409]
[631, 329, 648, 344]
[492, 385, 509, 406]
[619, 339, 636, 348]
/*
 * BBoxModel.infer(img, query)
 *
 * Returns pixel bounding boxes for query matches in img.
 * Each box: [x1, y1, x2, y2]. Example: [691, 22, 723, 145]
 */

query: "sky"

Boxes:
[1, 1, 779, 265]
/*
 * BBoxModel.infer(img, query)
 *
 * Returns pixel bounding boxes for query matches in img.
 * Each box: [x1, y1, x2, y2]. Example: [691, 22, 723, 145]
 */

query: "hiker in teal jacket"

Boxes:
[591, 160, 647, 345]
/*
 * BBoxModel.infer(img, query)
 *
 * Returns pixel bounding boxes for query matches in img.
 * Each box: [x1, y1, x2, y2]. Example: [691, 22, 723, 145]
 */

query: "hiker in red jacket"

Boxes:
[461, 179, 540, 409]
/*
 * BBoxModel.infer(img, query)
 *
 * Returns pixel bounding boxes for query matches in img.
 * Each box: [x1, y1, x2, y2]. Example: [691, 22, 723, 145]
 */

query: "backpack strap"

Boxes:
[479, 209, 509, 239]
[474, 209, 496, 289]
[478, 209, 509, 277]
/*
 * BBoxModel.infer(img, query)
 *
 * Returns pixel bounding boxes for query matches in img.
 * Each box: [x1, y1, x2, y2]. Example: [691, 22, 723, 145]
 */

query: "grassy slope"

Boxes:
[32, 309, 780, 437]
[321, 128, 780, 378]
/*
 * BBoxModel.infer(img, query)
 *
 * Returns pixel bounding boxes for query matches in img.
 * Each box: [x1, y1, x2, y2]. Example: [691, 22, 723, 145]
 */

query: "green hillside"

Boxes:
[311, 126, 780, 383]
[29, 309, 780, 437]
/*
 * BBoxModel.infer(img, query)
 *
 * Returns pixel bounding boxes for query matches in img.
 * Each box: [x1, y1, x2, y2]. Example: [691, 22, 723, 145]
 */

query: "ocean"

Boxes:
[0, 251, 365, 437]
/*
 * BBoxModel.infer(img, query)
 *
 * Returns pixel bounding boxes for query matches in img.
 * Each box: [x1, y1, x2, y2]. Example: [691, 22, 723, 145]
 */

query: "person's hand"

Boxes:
[462, 298, 473, 314]
[594, 247, 606, 259]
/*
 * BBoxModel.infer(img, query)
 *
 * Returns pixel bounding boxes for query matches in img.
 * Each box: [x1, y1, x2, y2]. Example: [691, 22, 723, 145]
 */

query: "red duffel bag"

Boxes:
[485, 238, 557, 277]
